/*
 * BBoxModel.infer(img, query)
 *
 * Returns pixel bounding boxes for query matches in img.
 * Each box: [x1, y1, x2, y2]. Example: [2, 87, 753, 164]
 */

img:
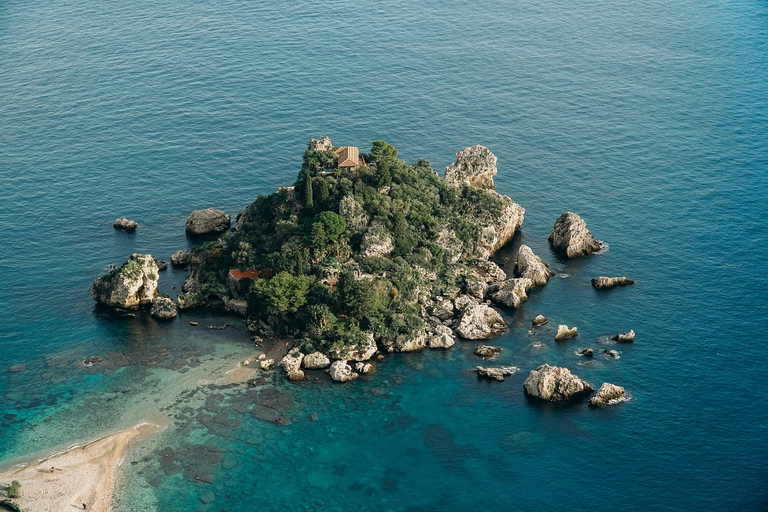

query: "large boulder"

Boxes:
[474, 345, 502, 358]
[589, 383, 626, 407]
[170, 250, 189, 268]
[523, 364, 593, 402]
[591, 276, 635, 289]
[445, 145, 498, 190]
[514, 245, 554, 286]
[532, 314, 549, 327]
[90, 254, 159, 309]
[381, 331, 427, 353]
[327, 332, 377, 361]
[328, 360, 358, 383]
[456, 304, 507, 340]
[426, 322, 456, 349]
[279, 348, 305, 381]
[489, 278, 533, 309]
[303, 352, 331, 369]
[468, 260, 507, 283]
[549, 212, 601, 258]
[185, 208, 231, 236]
[612, 330, 635, 342]
[150, 297, 177, 319]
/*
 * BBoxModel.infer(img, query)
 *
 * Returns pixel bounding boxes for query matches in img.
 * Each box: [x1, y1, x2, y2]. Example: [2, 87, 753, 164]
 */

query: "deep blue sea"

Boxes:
[1, 0, 767, 510]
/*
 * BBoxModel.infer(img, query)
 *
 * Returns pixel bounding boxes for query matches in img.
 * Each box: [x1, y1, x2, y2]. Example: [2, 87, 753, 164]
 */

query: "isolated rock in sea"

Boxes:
[604, 349, 620, 359]
[445, 145, 498, 190]
[523, 364, 593, 402]
[279, 348, 305, 381]
[302, 352, 331, 370]
[612, 330, 635, 342]
[514, 245, 554, 286]
[90, 254, 159, 309]
[589, 383, 626, 407]
[489, 278, 533, 309]
[185, 208, 231, 236]
[532, 314, 549, 327]
[171, 250, 190, 268]
[591, 276, 636, 289]
[554, 324, 578, 341]
[578, 348, 594, 357]
[329, 360, 359, 383]
[456, 303, 507, 340]
[327, 332, 377, 361]
[354, 362, 374, 374]
[382, 331, 427, 353]
[114, 218, 138, 232]
[549, 212, 601, 258]
[477, 366, 516, 382]
[150, 297, 177, 319]
[474, 345, 502, 358]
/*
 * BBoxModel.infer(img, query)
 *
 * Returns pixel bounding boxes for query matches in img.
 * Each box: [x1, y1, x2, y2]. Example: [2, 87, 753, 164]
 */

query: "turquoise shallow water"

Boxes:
[1, 0, 767, 510]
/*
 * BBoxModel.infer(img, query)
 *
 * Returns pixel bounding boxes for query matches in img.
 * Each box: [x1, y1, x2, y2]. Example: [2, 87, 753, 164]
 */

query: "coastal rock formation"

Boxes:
[532, 315, 549, 327]
[176, 292, 204, 310]
[523, 364, 593, 402]
[327, 332, 377, 361]
[454, 294, 478, 313]
[489, 278, 533, 309]
[604, 349, 620, 359]
[339, 195, 369, 233]
[360, 220, 394, 258]
[260, 359, 274, 370]
[554, 324, 578, 341]
[382, 331, 427, 353]
[154, 259, 167, 271]
[473, 193, 525, 258]
[302, 352, 331, 370]
[549, 212, 601, 258]
[474, 345, 502, 358]
[591, 276, 636, 289]
[185, 208, 231, 237]
[612, 330, 635, 342]
[445, 145, 498, 190]
[514, 245, 554, 286]
[589, 383, 626, 407]
[150, 297, 177, 319]
[436, 228, 464, 263]
[113, 218, 138, 232]
[279, 349, 305, 381]
[469, 260, 507, 283]
[477, 366, 516, 381]
[426, 322, 456, 349]
[90, 254, 159, 309]
[456, 304, 506, 340]
[578, 348, 594, 357]
[428, 298, 455, 321]
[329, 360, 358, 383]
[171, 250, 189, 268]
[354, 362, 374, 374]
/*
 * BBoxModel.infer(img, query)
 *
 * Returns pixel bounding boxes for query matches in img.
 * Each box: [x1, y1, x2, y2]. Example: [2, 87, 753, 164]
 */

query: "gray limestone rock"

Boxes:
[360, 220, 394, 258]
[591, 276, 636, 289]
[589, 383, 626, 407]
[477, 366, 516, 381]
[150, 297, 178, 319]
[302, 352, 331, 370]
[114, 218, 138, 232]
[381, 331, 427, 353]
[514, 245, 554, 286]
[279, 348, 305, 381]
[327, 332, 377, 361]
[549, 212, 602, 258]
[612, 330, 635, 342]
[445, 145, 498, 190]
[171, 250, 190, 268]
[523, 364, 593, 401]
[474, 345, 502, 358]
[185, 208, 231, 236]
[456, 304, 507, 340]
[532, 314, 549, 327]
[328, 360, 359, 382]
[90, 254, 159, 309]
[489, 278, 533, 309]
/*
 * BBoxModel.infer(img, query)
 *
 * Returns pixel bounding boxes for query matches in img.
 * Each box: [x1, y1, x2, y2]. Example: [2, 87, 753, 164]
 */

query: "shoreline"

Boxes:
[0, 422, 164, 512]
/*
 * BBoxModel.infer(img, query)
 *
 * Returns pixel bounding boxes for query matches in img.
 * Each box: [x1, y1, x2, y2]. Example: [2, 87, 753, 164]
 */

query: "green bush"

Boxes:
[7, 480, 21, 498]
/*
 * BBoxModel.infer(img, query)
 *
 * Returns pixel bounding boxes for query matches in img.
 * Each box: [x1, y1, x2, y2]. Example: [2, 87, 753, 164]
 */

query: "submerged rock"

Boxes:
[456, 303, 507, 340]
[185, 208, 231, 236]
[90, 254, 159, 309]
[474, 345, 502, 358]
[549, 212, 601, 258]
[578, 348, 594, 357]
[589, 383, 626, 407]
[523, 364, 593, 402]
[113, 218, 138, 232]
[514, 245, 554, 286]
[591, 276, 635, 289]
[532, 314, 549, 327]
[150, 297, 178, 319]
[612, 330, 635, 342]
[477, 366, 516, 381]
[302, 352, 331, 369]
[554, 324, 578, 341]
[445, 145, 498, 190]
[329, 360, 358, 382]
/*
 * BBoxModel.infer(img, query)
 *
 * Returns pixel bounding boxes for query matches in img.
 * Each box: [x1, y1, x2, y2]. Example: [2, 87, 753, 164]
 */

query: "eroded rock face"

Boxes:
[360, 220, 394, 258]
[354, 362, 374, 374]
[303, 352, 331, 369]
[591, 276, 635, 289]
[445, 145, 498, 190]
[150, 297, 177, 319]
[382, 331, 427, 353]
[515, 245, 554, 286]
[329, 360, 358, 382]
[279, 348, 305, 381]
[185, 208, 231, 236]
[474, 345, 502, 358]
[555, 324, 578, 341]
[477, 366, 516, 381]
[489, 278, 533, 309]
[339, 195, 369, 233]
[469, 260, 507, 283]
[612, 330, 635, 342]
[426, 322, 456, 349]
[589, 383, 626, 407]
[523, 364, 593, 402]
[456, 304, 507, 340]
[327, 332, 377, 361]
[473, 193, 525, 258]
[90, 254, 159, 309]
[549, 212, 601, 258]
[114, 218, 138, 232]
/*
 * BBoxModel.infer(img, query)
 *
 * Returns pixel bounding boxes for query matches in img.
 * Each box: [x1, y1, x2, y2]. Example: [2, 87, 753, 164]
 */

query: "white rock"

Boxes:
[555, 324, 578, 341]
[90, 254, 159, 309]
[514, 245, 554, 286]
[549, 212, 601, 258]
[303, 352, 331, 369]
[456, 304, 507, 340]
[489, 278, 533, 309]
[523, 364, 593, 401]
[329, 360, 359, 382]
[589, 383, 626, 407]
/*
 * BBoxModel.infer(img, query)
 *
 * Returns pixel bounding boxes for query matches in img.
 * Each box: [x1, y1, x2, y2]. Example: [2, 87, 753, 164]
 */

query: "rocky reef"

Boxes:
[90, 254, 159, 309]
[523, 364, 593, 402]
[591, 276, 635, 289]
[549, 212, 601, 258]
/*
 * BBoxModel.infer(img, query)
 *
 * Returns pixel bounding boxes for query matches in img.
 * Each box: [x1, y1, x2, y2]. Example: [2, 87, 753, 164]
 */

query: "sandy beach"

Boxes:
[0, 422, 162, 512]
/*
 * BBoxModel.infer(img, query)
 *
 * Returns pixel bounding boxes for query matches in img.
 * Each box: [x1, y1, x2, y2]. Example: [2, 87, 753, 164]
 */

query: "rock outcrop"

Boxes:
[171, 250, 189, 268]
[549, 212, 601, 258]
[360, 220, 394, 258]
[329, 360, 358, 382]
[532, 315, 549, 327]
[456, 304, 507, 340]
[473, 193, 525, 258]
[382, 331, 427, 353]
[445, 145, 498, 190]
[578, 348, 594, 357]
[279, 349, 305, 381]
[554, 324, 578, 341]
[589, 383, 626, 407]
[523, 364, 593, 402]
[477, 366, 516, 381]
[354, 362, 374, 374]
[612, 330, 635, 342]
[302, 352, 331, 369]
[338, 195, 369, 233]
[113, 218, 138, 232]
[489, 278, 533, 309]
[90, 254, 159, 309]
[604, 349, 620, 359]
[514, 245, 554, 286]
[591, 276, 635, 289]
[474, 345, 502, 358]
[327, 332, 377, 361]
[185, 208, 231, 237]
[150, 297, 177, 319]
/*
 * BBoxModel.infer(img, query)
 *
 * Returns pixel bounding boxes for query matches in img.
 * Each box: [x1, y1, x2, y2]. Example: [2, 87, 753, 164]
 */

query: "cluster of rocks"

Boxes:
[113, 218, 138, 232]
[272, 343, 377, 383]
[522, 364, 627, 407]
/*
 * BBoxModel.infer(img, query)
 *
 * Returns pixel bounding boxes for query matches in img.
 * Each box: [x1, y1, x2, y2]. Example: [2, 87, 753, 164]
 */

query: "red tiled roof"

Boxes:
[229, 269, 272, 279]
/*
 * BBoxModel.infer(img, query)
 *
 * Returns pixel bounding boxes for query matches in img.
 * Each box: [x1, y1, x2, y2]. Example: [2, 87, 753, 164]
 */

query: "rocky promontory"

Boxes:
[523, 364, 593, 402]
[549, 212, 601, 258]
[445, 145, 498, 190]
[90, 254, 159, 309]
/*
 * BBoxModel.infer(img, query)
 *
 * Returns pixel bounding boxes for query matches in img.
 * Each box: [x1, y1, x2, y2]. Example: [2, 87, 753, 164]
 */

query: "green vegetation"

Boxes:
[6, 481, 20, 499]
[187, 139, 509, 353]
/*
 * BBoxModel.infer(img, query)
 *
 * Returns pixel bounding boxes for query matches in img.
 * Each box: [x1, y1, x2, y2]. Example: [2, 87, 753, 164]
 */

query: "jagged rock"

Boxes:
[185, 208, 231, 236]
[578, 348, 594, 357]
[612, 330, 635, 342]
[532, 315, 549, 327]
[523, 364, 593, 401]
[591, 276, 636, 289]
[360, 220, 394, 258]
[260, 359, 274, 370]
[339, 195, 369, 232]
[549, 212, 601, 258]
[473, 193, 525, 258]
[488, 278, 533, 309]
[171, 250, 189, 268]
[279, 349, 305, 381]
[589, 383, 626, 407]
[604, 349, 620, 359]
[427, 333, 456, 349]
[90, 254, 159, 309]
[327, 332, 377, 361]
[445, 145, 498, 190]
[382, 331, 427, 353]
[514, 245, 554, 286]
[328, 360, 358, 382]
[468, 260, 507, 283]
[454, 294, 478, 313]
[150, 297, 177, 319]
[456, 304, 506, 340]
[465, 280, 488, 300]
[155, 259, 168, 271]
[354, 362, 374, 374]
[303, 352, 331, 370]
[474, 345, 502, 358]
[555, 324, 578, 341]
[428, 298, 455, 321]
[114, 218, 138, 232]
[181, 273, 198, 293]
[477, 366, 516, 381]
[308, 136, 333, 152]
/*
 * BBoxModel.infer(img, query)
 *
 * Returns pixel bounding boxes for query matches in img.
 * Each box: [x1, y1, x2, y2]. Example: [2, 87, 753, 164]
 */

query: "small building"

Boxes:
[228, 269, 273, 299]
[333, 146, 366, 171]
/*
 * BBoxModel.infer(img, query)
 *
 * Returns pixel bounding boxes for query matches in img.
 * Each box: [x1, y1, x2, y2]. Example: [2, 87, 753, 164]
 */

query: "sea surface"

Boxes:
[1, 0, 767, 510]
